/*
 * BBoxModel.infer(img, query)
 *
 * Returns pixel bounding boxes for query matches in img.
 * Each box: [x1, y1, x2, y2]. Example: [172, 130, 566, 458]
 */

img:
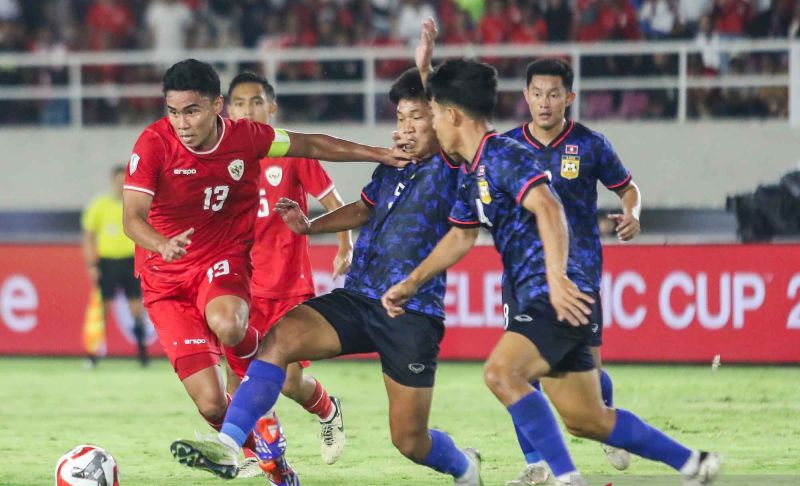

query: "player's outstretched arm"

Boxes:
[283, 131, 412, 168]
[415, 17, 437, 87]
[275, 197, 370, 235]
[521, 185, 594, 326]
[319, 189, 354, 278]
[123, 190, 193, 263]
[382, 226, 478, 317]
[607, 181, 642, 241]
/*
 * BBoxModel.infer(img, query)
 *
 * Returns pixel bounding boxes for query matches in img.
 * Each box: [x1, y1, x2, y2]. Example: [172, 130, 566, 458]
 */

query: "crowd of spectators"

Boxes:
[0, 0, 795, 124]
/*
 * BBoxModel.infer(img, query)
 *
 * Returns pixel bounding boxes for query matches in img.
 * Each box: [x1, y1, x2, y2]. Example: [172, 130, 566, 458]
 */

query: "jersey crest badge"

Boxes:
[129, 153, 140, 175]
[265, 166, 282, 186]
[560, 155, 580, 180]
[478, 178, 492, 204]
[228, 159, 244, 181]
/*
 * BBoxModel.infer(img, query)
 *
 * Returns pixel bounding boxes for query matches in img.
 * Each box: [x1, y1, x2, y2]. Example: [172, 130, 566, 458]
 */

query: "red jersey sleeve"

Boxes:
[297, 159, 335, 200]
[249, 121, 276, 159]
[124, 129, 164, 197]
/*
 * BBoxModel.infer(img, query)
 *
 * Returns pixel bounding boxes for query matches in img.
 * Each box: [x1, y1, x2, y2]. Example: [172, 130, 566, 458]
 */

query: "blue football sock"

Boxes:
[221, 360, 285, 447]
[513, 419, 544, 464]
[508, 391, 576, 477]
[600, 369, 614, 407]
[606, 408, 692, 471]
[421, 429, 470, 478]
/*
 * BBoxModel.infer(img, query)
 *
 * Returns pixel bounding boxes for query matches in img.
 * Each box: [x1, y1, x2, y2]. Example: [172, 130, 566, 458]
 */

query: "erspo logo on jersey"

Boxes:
[173, 168, 197, 175]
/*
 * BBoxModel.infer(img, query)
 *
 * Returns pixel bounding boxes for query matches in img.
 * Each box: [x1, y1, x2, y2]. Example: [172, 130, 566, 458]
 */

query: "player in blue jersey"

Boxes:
[382, 58, 722, 486]
[502, 58, 642, 484]
[170, 68, 483, 486]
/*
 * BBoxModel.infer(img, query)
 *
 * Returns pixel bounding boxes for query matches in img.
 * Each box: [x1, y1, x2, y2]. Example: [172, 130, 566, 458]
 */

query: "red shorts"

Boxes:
[225, 293, 313, 379]
[140, 256, 252, 379]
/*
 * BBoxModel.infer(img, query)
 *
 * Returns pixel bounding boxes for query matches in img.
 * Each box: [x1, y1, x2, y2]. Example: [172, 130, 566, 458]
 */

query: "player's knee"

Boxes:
[390, 428, 428, 461]
[279, 374, 303, 402]
[257, 320, 299, 364]
[208, 310, 246, 346]
[196, 396, 228, 423]
[483, 359, 523, 395]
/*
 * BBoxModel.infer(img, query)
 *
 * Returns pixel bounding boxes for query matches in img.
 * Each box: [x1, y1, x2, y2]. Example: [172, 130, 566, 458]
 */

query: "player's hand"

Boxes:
[274, 197, 311, 234]
[393, 130, 423, 160]
[158, 228, 193, 262]
[381, 147, 414, 168]
[415, 18, 437, 76]
[381, 279, 419, 318]
[548, 273, 594, 326]
[332, 246, 353, 279]
[607, 213, 640, 241]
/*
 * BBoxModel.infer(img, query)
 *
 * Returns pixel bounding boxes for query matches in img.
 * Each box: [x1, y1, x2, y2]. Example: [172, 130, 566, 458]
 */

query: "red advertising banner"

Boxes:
[1, 243, 799, 362]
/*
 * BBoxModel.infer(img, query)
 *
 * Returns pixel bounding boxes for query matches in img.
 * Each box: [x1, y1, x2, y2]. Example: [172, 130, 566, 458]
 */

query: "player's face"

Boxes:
[228, 82, 277, 124]
[430, 98, 457, 155]
[165, 90, 224, 151]
[524, 75, 576, 131]
[396, 98, 437, 158]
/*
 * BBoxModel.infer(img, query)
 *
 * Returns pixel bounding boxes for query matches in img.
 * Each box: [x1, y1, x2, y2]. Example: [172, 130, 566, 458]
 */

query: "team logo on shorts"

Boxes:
[560, 155, 580, 180]
[129, 153, 140, 175]
[266, 165, 283, 186]
[408, 363, 426, 374]
[478, 178, 492, 204]
[228, 159, 244, 181]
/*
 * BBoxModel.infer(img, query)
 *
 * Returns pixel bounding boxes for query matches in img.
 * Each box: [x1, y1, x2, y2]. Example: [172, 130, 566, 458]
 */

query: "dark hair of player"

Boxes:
[111, 165, 126, 176]
[426, 59, 497, 120]
[162, 58, 221, 99]
[228, 71, 276, 101]
[526, 58, 574, 92]
[389, 68, 426, 104]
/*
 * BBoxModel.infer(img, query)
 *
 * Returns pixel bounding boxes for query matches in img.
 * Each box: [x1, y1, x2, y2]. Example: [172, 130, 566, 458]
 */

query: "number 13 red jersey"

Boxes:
[124, 116, 275, 278]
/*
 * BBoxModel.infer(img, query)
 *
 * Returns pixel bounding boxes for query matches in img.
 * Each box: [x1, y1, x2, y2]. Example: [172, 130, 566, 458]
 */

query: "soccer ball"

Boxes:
[54, 445, 119, 486]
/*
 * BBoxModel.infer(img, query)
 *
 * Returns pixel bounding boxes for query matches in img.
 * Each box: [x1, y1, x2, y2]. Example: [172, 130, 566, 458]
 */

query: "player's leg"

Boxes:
[121, 257, 149, 366]
[91, 258, 117, 367]
[484, 331, 582, 485]
[543, 362, 721, 484]
[590, 346, 630, 470]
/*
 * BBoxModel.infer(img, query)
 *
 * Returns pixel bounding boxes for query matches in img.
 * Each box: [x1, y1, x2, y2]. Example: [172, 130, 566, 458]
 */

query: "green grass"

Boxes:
[1, 358, 799, 485]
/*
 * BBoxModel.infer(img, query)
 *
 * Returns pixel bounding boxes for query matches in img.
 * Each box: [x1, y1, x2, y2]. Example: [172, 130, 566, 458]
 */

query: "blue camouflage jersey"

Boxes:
[448, 132, 592, 310]
[504, 120, 632, 290]
[344, 151, 460, 318]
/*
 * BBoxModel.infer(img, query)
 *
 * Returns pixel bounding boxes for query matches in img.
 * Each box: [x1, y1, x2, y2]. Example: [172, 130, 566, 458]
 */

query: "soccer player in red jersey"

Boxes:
[225, 71, 351, 470]
[122, 59, 406, 483]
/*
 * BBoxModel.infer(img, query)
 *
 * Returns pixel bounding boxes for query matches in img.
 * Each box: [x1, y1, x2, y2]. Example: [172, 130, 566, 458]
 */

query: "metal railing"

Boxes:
[0, 39, 797, 128]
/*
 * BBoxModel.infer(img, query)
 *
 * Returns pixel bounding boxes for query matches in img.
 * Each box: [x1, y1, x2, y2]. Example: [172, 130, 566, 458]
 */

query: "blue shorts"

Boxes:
[304, 289, 445, 388]
[503, 288, 599, 374]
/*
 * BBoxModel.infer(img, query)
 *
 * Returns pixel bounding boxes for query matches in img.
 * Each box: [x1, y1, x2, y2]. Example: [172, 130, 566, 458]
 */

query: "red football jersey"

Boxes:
[124, 116, 275, 277]
[250, 156, 334, 298]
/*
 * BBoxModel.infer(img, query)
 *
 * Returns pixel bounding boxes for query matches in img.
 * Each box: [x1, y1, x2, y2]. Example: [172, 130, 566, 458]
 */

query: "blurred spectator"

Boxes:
[145, 0, 193, 56]
[478, 0, 505, 44]
[396, 0, 437, 45]
[544, 0, 573, 41]
[85, 0, 135, 50]
[639, 0, 677, 39]
[677, 0, 712, 37]
[712, 0, 751, 38]
[696, 15, 721, 73]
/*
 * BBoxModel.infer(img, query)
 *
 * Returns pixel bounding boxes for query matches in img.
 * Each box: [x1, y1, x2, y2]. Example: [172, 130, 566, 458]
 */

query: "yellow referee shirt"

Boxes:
[81, 194, 134, 259]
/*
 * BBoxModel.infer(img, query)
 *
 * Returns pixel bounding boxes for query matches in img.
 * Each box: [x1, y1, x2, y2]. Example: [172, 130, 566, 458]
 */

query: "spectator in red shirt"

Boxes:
[712, 0, 751, 37]
[85, 0, 135, 50]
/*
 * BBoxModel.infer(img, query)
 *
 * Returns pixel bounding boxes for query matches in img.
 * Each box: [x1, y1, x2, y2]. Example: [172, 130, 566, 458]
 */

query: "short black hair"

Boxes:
[162, 59, 221, 99]
[426, 59, 497, 119]
[389, 68, 426, 104]
[526, 58, 574, 91]
[228, 71, 276, 100]
[111, 165, 125, 176]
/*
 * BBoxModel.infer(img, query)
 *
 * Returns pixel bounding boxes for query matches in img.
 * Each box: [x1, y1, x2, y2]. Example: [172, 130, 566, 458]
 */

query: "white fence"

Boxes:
[0, 39, 798, 127]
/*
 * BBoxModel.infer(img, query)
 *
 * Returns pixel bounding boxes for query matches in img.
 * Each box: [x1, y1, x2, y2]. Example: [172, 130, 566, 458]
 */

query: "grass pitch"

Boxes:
[1, 358, 798, 486]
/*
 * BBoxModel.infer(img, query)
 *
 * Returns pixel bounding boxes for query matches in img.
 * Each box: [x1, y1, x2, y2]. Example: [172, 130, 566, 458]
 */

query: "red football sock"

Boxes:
[229, 326, 259, 358]
[302, 378, 334, 420]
